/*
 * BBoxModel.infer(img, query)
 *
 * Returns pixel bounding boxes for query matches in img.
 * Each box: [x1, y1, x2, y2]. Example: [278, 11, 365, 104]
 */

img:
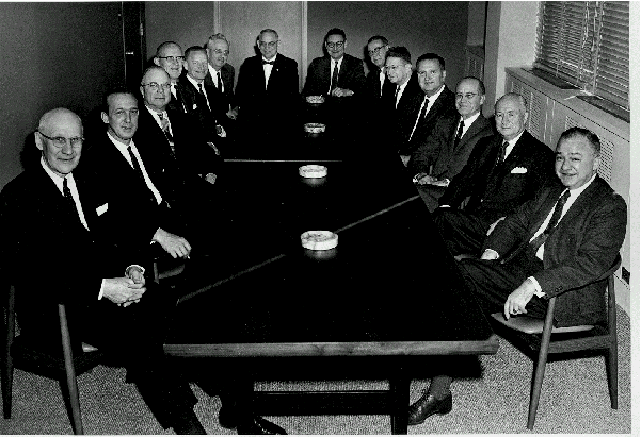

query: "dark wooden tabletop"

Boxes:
[164, 156, 498, 357]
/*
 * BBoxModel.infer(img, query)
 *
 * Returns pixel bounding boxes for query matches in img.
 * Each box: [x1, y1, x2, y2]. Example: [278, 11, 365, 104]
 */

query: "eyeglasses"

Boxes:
[157, 55, 185, 63]
[384, 65, 402, 73]
[38, 132, 83, 149]
[259, 41, 278, 48]
[455, 92, 479, 100]
[142, 82, 172, 91]
[210, 49, 229, 56]
[325, 41, 344, 49]
[368, 46, 387, 57]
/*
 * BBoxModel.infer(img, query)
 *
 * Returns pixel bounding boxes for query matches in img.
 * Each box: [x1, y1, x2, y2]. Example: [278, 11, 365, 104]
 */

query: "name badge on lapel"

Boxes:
[96, 203, 108, 216]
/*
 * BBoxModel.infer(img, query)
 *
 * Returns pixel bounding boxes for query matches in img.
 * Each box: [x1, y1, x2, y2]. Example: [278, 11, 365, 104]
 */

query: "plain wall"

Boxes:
[306, 1, 469, 89]
[0, 2, 126, 189]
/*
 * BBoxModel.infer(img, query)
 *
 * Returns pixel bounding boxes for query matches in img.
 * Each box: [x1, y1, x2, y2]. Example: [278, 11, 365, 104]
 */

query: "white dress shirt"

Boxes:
[459, 112, 481, 138]
[207, 64, 223, 92]
[395, 80, 409, 108]
[262, 54, 276, 88]
[328, 57, 343, 94]
[186, 74, 211, 111]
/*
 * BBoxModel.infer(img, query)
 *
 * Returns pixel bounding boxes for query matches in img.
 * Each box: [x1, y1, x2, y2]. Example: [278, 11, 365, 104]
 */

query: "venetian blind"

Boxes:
[534, 1, 629, 110]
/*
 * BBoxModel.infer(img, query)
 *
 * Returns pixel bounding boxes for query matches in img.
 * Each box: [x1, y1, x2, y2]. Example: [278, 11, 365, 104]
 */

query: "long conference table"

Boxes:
[162, 109, 499, 434]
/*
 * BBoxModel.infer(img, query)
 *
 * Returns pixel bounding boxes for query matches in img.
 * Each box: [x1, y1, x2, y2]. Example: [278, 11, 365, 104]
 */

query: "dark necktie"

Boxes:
[127, 146, 146, 181]
[529, 190, 571, 254]
[330, 62, 339, 92]
[63, 177, 85, 231]
[497, 140, 508, 165]
[262, 60, 274, 65]
[158, 113, 175, 143]
[453, 118, 465, 148]
[197, 82, 205, 96]
[217, 71, 223, 92]
[197, 83, 211, 112]
[394, 85, 400, 107]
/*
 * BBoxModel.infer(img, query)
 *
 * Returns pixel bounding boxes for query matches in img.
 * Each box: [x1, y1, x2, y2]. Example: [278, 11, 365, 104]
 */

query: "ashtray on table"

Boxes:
[306, 96, 325, 104]
[304, 123, 325, 134]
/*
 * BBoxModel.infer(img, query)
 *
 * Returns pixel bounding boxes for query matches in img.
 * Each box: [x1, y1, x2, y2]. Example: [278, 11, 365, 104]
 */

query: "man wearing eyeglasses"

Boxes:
[205, 33, 238, 134]
[153, 41, 185, 106]
[411, 77, 494, 212]
[397, 53, 457, 167]
[303, 28, 365, 99]
[0, 107, 209, 434]
[364, 35, 393, 105]
[235, 29, 300, 141]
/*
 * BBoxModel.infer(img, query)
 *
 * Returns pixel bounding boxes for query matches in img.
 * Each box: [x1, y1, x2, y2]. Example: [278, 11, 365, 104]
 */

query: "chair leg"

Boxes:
[59, 304, 84, 434]
[605, 343, 618, 409]
[528, 298, 556, 430]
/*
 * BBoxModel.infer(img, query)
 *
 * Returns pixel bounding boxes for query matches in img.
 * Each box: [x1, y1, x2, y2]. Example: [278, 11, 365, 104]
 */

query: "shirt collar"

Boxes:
[40, 156, 71, 194]
[186, 73, 203, 89]
[145, 104, 166, 125]
[568, 172, 597, 197]
[107, 130, 135, 153]
[262, 54, 277, 63]
[461, 112, 481, 126]
[426, 84, 445, 102]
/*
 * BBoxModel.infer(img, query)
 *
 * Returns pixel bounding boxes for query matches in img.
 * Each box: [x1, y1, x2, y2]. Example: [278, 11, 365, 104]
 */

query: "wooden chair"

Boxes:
[2, 284, 103, 434]
[491, 254, 622, 429]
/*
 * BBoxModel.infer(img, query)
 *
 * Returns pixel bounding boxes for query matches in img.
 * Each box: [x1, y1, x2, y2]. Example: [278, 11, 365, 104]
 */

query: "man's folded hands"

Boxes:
[103, 277, 146, 307]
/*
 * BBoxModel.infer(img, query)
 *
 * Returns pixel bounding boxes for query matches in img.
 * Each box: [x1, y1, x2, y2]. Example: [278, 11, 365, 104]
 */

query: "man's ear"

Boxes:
[343, 40, 349, 50]
[479, 94, 486, 106]
[153, 57, 161, 67]
[34, 132, 44, 151]
[100, 112, 109, 124]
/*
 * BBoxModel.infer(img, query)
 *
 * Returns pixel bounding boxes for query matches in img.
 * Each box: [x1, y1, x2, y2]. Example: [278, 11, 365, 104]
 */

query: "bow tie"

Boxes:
[262, 60, 274, 65]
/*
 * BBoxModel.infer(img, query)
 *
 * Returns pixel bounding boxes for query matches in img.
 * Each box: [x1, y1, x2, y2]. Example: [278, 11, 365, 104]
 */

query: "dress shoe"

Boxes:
[407, 390, 452, 425]
[172, 411, 207, 435]
[237, 416, 287, 435]
[217, 405, 239, 429]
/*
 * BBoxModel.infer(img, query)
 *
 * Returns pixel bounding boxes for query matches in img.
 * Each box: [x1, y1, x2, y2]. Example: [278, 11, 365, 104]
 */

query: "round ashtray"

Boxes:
[306, 96, 325, 104]
[304, 123, 325, 134]
[299, 165, 327, 179]
[301, 231, 338, 251]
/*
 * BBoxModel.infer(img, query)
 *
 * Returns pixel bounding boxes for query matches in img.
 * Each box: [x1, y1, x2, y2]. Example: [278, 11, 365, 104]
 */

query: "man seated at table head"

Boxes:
[0, 107, 210, 434]
[432, 92, 556, 257]
[235, 28, 300, 139]
[407, 127, 626, 427]
[411, 76, 494, 212]
[364, 35, 390, 103]
[205, 32, 239, 123]
[398, 53, 457, 167]
[153, 40, 185, 108]
[302, 28, 366, 99]
[176, 45, 229, 142]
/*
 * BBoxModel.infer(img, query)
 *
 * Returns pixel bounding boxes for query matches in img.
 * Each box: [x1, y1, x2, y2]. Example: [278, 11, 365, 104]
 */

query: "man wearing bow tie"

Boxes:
[432, 93, 556, 257]
[235, 29, 300, 141]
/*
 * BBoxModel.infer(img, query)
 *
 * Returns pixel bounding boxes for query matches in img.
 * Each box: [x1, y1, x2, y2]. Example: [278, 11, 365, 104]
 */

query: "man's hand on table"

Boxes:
[504, 279, 536, 320]
[154, 228, 192, 259]
[480, 249, 499, 260]
[103, 277, 146, 307]
[331, 87, 354, 97]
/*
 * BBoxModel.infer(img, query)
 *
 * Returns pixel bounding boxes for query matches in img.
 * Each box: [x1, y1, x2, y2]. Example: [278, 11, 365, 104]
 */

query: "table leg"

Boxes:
[389, 375, 410, 435]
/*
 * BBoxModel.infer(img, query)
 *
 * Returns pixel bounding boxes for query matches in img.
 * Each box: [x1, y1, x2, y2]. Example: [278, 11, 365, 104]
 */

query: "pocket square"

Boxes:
[96, 203, 108, 216]
[511, 167, 528, 174]
[192, 103, 198, 110]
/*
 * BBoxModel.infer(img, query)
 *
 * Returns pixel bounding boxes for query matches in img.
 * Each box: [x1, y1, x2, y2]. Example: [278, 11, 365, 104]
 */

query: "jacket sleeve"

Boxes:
[534, 191, 627, 298]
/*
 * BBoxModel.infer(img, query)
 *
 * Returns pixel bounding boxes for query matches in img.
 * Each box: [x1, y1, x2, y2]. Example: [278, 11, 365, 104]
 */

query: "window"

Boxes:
[535, 1, 629, 110]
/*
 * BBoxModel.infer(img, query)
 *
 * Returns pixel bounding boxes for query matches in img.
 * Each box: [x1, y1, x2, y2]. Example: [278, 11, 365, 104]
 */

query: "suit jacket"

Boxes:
[235, 53, 300, 124]
[398, 85, 457, 156]
[484, 177, 627, 326]
[135, 104, 220, 186]
[364, 67, 394, 107]
[79, 132, 176, 250]
[175, 71, 225, 143]
[439, 130, 556, 224]
[204, 63, 236, 114]
[409, 113, 494, 178]
[302, 53, 366, 97]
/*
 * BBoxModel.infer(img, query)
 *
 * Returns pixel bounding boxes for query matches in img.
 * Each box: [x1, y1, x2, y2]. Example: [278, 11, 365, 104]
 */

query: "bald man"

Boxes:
[0, 108, 206, 434]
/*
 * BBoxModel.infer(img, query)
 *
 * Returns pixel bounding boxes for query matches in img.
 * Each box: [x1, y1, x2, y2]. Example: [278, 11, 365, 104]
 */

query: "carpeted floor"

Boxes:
[0, 306, 630, 435]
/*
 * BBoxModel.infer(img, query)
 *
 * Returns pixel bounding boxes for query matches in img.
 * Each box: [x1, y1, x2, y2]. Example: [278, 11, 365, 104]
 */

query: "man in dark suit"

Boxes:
[205, 33, 238, 135]
[0, 108, 206, 434]
[432, 92, 556, 257]
[398, 53, 457, 167]
[303, 28, 366, 142]
[412, 77, 494, 211]
[407, 127, 627, 426]
[177, 46, 228, 149]
[383, 47, 422, 144]
[235, 29, 300, 140]
[363, 35, 392, 106]
[153, 40, 187, 113]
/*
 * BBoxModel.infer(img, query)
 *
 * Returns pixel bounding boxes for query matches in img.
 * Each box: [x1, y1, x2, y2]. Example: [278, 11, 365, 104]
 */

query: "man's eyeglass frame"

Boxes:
[38, 132, 84, 149]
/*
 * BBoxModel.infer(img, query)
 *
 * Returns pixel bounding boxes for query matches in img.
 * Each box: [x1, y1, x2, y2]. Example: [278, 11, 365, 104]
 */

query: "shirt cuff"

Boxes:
[483, 249, 500, 259]
[527, 276, 545, 298]
[98, 279, 105, 300]
[125, 265, 146, 278]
